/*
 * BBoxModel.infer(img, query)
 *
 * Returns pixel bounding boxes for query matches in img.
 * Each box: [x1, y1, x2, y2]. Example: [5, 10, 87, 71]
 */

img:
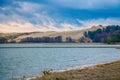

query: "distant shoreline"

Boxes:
[0, 42, 120, 45]
[0, 43, 120, 48]
[1, 42, 120, 45]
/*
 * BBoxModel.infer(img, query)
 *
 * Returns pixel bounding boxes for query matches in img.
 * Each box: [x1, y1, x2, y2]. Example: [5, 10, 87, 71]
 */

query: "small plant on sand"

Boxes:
[10, 78, 17, 80]
[21, 75, 26, 80]
[43, 69, 52, 76]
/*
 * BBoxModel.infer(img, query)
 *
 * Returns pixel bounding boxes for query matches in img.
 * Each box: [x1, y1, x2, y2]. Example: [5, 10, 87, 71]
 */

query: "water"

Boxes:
[0, 44, 120, 80]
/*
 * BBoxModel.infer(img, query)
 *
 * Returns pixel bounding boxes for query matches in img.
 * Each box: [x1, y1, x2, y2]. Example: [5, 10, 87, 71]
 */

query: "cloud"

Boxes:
[0, 18, 120, 33]
[0, 22, 78, 33]
[0, 1, 62, 32]
[0, 1, 49, 23]
[60, 23, 82, 31]
[77, 18, 120, 27]
[16, 2, 45, 13]
[0, 22, 42, 33]
[50, 0, 120, 10]
[0, 0, 120, 33]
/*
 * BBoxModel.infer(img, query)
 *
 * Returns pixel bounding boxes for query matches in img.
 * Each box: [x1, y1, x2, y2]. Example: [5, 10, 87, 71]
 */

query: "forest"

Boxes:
[84, 25, 120, 43]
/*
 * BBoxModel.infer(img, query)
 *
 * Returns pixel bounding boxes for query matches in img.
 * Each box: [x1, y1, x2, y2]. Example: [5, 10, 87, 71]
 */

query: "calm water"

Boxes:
[0, 44, 120, 80]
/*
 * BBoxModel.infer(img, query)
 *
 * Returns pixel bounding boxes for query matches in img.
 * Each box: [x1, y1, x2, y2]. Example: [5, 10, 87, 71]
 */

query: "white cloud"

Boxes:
[0, 21, 82, 33]
[77, 18, 120, 27]
[0, 1, 120, 33]
[60, 23, 82, 31]
[0, 1, 50, 24]
[0, 22, 42, 33]
[50, 0, 120, 9]
[0, 1, 61, 33]
[0, 21, 74, 33]
[0, 18, 120, 33]
[16, 2, 45, 13]
[0, 13, 27, 23]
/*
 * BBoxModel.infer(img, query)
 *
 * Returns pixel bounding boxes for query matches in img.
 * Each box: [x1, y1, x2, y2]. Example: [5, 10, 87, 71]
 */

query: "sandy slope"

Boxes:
[0, 25, 103, 42]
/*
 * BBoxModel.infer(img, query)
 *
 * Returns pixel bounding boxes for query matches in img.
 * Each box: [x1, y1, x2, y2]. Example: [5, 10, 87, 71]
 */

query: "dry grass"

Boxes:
[32, 61, 120, 80]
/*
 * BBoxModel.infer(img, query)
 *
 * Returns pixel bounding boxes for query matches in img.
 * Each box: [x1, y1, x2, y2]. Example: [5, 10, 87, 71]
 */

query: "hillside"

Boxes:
[0, 25, 103, 43]
[84, 25, 120, 43]
[0, 25, 120, 43]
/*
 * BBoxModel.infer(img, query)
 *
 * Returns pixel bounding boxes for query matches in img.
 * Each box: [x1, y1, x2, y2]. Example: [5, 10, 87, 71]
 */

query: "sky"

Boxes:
[0, 0, 120, 33]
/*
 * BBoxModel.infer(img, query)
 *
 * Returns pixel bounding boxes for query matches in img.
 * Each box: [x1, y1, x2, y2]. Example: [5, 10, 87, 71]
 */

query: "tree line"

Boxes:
[84, 25, 120, 43]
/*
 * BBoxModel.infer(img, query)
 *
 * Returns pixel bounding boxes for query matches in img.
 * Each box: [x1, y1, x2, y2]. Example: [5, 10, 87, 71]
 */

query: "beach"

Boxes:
[31, 60, 120, 80]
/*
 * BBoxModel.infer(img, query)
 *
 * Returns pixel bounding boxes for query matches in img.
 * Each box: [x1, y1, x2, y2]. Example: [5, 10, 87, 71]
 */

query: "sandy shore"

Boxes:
[30, 60, 120, 80]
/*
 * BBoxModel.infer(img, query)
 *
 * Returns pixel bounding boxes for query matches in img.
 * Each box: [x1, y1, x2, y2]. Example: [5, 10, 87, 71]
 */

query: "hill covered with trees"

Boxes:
[84, 25, 120, 43]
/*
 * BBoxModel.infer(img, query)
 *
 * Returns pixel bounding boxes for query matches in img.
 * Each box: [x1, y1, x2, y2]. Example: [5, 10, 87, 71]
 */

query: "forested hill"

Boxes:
[84, 25, 120, 43]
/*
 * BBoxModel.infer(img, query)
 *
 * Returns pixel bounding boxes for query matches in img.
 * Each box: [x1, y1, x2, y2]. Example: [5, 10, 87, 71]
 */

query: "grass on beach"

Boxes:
[32, 61, 120, 80]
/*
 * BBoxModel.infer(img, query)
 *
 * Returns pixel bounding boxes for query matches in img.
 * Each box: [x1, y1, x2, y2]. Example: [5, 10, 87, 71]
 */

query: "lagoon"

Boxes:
[0, 44, 120, 80]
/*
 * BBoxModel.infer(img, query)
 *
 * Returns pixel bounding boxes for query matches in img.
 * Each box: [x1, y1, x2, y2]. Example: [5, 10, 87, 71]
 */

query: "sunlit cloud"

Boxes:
[0, 22, 41, 33]
[0, 22, 79, 33]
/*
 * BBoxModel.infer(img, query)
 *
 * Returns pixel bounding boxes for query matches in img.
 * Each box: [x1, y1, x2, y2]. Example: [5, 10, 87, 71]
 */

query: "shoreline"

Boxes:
[0, 43, 120, 44]
[54, 60, 120, 72]
[27, 60, 120, 80]
[0, 44, 120, 48]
